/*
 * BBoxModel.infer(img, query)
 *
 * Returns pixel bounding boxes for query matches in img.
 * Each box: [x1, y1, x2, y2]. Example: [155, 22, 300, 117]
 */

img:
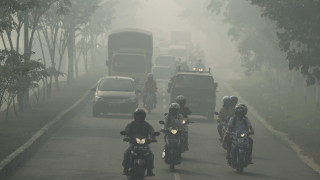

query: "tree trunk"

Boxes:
[23, 11, 30, 109]
[67, 29, 75, 84]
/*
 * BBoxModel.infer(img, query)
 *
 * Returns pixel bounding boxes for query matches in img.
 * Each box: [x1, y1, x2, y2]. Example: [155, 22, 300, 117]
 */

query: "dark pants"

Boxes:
[122, 145, 154, 171]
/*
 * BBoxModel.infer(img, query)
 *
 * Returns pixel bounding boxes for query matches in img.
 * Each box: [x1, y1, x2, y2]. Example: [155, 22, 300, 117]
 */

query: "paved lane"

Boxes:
[9, 80, 320, 180]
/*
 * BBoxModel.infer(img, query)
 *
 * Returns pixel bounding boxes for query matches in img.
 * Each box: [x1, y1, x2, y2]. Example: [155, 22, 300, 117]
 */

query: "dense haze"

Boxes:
[0, 0, 320, 179]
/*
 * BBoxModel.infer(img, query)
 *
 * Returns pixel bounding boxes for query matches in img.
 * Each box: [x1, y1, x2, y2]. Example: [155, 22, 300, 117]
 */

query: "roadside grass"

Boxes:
[0, 68, 106, 161]
[230, 74, 320, 165]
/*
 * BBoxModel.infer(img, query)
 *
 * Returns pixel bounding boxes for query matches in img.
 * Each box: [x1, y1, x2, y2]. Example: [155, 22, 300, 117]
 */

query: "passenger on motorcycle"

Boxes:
[176, 95, 192, 151]
[230, 96, 238, 109]
[122, 109, 157, 176]
[224, 104, 254, 164]
[217, 96, 234, 139]
[143, 73, 157, 108]
[176, 95, 192, 118]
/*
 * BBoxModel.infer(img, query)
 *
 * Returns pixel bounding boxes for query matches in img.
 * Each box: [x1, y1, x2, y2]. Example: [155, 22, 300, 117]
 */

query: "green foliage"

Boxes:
[207, 0, 287, 75]
[0, 50, 48, 109]
[249, 0, 320, 85]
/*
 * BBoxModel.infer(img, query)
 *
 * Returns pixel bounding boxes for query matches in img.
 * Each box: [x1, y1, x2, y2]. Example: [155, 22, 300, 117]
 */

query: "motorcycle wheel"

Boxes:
[237, 153, 244, 174]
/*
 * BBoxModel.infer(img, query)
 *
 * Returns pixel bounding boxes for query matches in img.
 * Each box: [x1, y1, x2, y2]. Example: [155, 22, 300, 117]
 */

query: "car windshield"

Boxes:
[155, 56, 176, 66]
[113, 54, 146, 73]
[173, 75, 214, 90]
[153, 67, 172, 78]
[98, 79, 134, 92]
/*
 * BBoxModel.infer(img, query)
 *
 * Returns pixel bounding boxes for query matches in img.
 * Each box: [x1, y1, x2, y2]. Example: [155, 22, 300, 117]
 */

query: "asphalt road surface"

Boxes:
[8, 79, 320, 180]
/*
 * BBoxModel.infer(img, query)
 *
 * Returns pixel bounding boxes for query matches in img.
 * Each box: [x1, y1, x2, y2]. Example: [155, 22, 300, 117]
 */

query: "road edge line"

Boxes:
[223, 82, 320, 175]
[0, 89, 93, 180]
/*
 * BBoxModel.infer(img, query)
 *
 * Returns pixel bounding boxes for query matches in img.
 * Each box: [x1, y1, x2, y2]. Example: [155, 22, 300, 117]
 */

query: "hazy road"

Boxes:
[9, 80, 320, 180]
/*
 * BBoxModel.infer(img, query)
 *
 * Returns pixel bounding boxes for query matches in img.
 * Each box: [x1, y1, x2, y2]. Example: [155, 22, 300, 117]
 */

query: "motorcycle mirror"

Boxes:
[154, 132, 160, 136]
[120, 131, 127, 135]
[159, 120, 165, 125]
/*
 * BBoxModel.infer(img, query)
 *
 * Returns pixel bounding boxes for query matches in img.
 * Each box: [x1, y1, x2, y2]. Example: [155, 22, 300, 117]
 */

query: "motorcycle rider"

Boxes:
[122, 109, 156, 176]
[143, 73, 157, 108]
[176, 95, 192, 118]
[217, 96, 234, 140]
[176, 95, 192, 151]
[224, 104, 254, 164]
[230, 96, 238, 109]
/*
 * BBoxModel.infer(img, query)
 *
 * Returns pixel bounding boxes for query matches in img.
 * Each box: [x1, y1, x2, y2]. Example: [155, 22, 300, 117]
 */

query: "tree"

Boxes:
[249, 0, 320, 85]
[0, 50, 48, 121]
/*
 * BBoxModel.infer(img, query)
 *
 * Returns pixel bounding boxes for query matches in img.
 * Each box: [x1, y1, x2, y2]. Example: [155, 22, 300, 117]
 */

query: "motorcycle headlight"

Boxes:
[182, 119, 186, 125]
[136, 138, 146, 144]
[95, 96, 104, 102]
[170, 129, 178, 134]
[240, 133, 245, 137]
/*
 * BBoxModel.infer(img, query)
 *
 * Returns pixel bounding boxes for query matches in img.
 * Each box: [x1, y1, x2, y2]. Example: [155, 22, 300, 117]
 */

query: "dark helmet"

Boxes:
[133, 108, 146, 122]
[222, 96, 232, 107]
[169, 103, 180, 116]
[230, 96, 238, 105]
[238, 103, 248, 115]
[176, 95, 186, 107]
[234, 105, 245, 118]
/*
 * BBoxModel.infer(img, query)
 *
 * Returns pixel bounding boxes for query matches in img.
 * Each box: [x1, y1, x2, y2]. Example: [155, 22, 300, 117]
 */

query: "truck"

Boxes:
[107, 28, 153, 88]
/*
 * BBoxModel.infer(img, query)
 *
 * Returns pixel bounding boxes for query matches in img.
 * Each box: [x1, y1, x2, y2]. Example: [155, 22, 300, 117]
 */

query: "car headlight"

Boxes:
[193, 67, 197, 71]
[170, 129, 178, 134]
[240, 133, 245, 137]
[95, 96, 104, 102]
[136, 138, 146, 144]
[199, 68, 203, 71]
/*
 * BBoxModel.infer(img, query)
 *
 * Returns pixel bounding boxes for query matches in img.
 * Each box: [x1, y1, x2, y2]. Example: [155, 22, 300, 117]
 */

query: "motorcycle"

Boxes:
[230, 131, 251, 173]
[159, 120, 183, 172]
[215, 112, 229, 149]
[120, 131, 160, 180]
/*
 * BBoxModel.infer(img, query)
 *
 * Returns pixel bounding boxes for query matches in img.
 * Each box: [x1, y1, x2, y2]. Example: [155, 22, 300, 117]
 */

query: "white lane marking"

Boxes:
[174, 173, 181, 180]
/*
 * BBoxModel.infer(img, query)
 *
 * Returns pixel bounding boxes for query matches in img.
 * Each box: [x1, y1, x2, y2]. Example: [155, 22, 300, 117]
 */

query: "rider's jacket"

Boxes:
[144, 80, 157, 93]
[164, 114, 184, 129]
[180, 106, 192, 118]
[125, 121, 155, 140]
[228, 116, 252, 133]
[219, 107, 234, 123]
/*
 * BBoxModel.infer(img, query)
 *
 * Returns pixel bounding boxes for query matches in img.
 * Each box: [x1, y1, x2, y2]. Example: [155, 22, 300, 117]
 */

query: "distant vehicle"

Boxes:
[167, 69, 218, 120]
[107, 28, 153, 89]
[168, 45, 188, 59]
[154, 55, 176, 67]
[152, 65, 174, 80]
[91, 76, 139, 117]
